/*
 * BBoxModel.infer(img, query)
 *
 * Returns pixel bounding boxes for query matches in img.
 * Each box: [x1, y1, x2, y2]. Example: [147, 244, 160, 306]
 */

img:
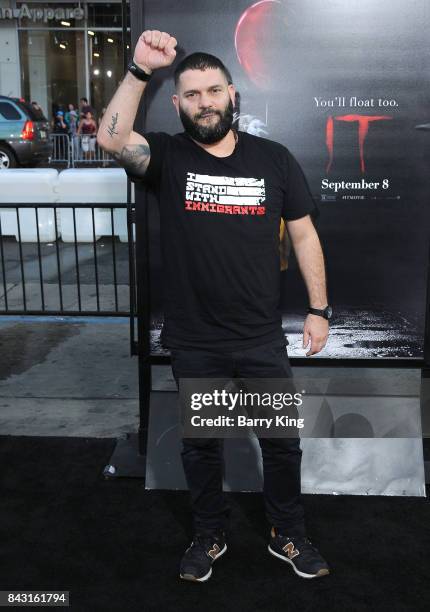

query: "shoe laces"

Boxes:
[277, 534, 320, 557]
[193, 532, 221, 548]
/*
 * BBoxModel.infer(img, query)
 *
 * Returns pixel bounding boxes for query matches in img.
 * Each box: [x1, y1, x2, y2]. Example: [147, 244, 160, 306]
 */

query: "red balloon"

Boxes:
[235, 0, 288, 91]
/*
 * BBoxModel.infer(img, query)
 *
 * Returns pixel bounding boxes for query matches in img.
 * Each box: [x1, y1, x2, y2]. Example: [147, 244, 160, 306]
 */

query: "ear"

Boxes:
[228, 83, 236, 107]
[172, 94, 179, 116]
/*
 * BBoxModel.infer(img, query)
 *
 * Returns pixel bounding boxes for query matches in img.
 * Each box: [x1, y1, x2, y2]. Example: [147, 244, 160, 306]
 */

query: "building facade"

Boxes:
[0, 0, 130, 121]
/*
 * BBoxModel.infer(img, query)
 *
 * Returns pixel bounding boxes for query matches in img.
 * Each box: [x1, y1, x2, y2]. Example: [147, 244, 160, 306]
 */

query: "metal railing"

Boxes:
[0, 202, 134, 316]
[50, 134, 116, 167]
[50, 134, 71, 167]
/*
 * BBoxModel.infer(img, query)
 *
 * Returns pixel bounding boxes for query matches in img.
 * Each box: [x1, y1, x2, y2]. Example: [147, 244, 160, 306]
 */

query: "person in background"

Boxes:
[65, 103, 79, 161]
[52, 109, 69, 162]
[75, 98, 89, 160]
[79, 97, 95, 120]
[77, 109, 98, 161]
[31, 101, 44, 116]
[65, 104, 78, 135]
[79, 97, 89, 114]
[53, 110, 68, 134]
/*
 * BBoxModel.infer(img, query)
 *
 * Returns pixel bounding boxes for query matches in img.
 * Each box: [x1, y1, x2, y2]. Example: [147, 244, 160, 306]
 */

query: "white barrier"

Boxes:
[57, 168, 129, 242]
[0, 168, 134, 243]
[0, 169, 59, 242]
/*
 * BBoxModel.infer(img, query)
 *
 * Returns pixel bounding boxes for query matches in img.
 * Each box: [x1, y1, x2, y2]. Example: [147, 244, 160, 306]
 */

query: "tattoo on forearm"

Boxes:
[106, 113, 119, 138]
[113, 144, 150, 175]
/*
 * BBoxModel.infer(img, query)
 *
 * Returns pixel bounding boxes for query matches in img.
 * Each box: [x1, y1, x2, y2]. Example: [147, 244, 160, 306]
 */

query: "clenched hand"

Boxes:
[133, 30, 177, 74]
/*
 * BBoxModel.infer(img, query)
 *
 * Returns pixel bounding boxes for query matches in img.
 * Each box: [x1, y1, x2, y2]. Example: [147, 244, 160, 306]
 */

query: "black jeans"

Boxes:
[170, 337, 305, 537]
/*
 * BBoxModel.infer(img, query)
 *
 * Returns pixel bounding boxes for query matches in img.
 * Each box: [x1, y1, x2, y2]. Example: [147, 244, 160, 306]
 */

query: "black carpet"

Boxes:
[1, 435, 429, 612]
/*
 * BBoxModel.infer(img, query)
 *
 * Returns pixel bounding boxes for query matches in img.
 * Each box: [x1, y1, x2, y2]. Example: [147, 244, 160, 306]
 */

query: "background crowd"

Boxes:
[49, 99, 106, 160]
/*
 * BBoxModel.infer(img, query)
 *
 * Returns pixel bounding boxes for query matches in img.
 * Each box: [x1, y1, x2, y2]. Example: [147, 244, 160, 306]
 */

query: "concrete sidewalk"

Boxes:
[0, 316, 175, 437]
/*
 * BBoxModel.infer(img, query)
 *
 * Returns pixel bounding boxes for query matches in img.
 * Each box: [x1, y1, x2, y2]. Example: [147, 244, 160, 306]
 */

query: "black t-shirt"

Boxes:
[127, 130, 317, 351]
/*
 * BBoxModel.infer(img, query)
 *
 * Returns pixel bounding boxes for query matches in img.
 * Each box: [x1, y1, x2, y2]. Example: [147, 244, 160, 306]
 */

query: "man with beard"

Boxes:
[98, 30, 332, 582]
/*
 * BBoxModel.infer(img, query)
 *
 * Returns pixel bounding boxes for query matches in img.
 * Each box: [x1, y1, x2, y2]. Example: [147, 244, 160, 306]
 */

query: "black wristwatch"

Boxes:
[127, 60, 153, 81]
[307, 305, 333, 320]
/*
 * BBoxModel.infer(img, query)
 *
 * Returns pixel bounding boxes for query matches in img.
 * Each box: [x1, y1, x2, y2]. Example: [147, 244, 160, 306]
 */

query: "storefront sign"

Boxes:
[0, 4, 87, 23]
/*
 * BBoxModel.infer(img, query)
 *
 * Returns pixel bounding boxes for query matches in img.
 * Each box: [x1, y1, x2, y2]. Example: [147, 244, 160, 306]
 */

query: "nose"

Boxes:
[198, 92, 214, 109]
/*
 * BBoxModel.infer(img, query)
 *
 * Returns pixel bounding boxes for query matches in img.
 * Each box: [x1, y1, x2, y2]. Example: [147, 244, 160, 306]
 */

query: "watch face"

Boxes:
[325, 306, 333, 319]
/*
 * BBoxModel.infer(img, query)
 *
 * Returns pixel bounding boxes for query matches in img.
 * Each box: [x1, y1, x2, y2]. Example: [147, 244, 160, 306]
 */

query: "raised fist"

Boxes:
[133, 30, 177, 73]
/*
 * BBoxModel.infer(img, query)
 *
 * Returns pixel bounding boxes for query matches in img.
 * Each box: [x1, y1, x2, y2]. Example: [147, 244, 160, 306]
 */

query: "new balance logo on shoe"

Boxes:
[180, 533, 227, 582]
[282, 542, 300, 559]
[207, 543, 221, 560]
[268, 528, 330, 579]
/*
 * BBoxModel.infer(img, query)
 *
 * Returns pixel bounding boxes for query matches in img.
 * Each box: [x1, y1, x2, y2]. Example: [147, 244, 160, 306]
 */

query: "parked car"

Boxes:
[0, 96, 51, 169]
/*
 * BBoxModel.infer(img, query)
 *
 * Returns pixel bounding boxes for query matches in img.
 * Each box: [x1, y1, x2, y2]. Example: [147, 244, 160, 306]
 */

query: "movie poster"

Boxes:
[142, 0, 430, 359]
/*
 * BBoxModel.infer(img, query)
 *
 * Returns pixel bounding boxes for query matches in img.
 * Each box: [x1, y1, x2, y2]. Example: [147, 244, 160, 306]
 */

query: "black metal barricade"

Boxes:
[0, 203, 131, 317]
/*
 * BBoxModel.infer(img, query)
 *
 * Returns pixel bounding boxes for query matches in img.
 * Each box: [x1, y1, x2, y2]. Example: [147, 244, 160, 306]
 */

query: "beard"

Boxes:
[179, 99, 234, 145]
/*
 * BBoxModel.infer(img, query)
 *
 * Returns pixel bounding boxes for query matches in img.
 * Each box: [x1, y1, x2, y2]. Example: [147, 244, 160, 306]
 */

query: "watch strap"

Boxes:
[307, 306, 332, 320]
[128, 60, 152, 82]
